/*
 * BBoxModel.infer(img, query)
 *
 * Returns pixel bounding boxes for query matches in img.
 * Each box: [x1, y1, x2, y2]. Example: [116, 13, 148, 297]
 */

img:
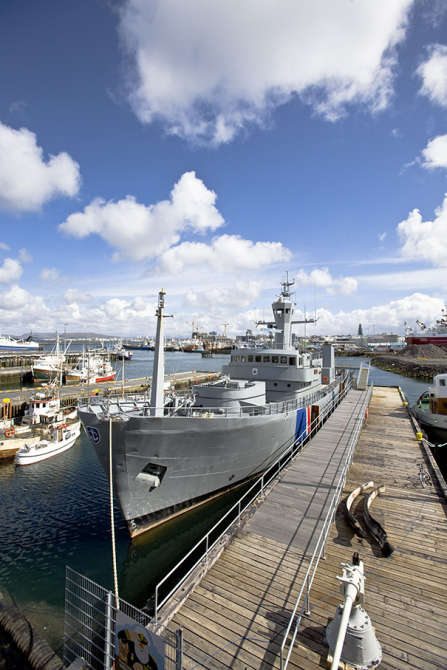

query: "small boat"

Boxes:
[1, 389, 78, 461]
[411, 373, 447, 440]
[109, 340, 133, 360]
[15, 422, 81, 465]
[0, 334, 40, 351]
[32, 334, 71, 380]
[65, 352, 116, 383]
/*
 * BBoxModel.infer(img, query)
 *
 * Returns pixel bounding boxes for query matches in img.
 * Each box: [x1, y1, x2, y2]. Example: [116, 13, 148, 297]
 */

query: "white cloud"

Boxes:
[158, 235, 291, 274]
[18, 248, 32, 263]
[40, 268, 59, 281]
[59, 171, 224, 261]
[0, 257, 22, 283]
[295, 267, 358, 295]
[312, 293, 445, 335]
[64, 288, 92, 304]
[397, 195, 447, 266]
[0, 121, 80, 211]
[119, 0, 412, 144]
[417, 44, 447, 107]
[421, 133, 447, 169]
[0, 242, 10, 251]
[378, 232, 387, 242]
[186, 281, 263, 309]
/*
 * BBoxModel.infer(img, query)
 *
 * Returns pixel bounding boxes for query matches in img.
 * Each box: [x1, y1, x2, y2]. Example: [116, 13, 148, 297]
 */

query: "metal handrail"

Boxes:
[279, 385, 372, 669]
[153, 376, 353, 623]
[78, 381, 343, 419]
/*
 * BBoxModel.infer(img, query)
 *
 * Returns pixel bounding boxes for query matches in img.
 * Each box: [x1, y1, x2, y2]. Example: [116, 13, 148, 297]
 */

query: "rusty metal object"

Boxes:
[362, 485, 394, 557]
[343, 481, 374, 538]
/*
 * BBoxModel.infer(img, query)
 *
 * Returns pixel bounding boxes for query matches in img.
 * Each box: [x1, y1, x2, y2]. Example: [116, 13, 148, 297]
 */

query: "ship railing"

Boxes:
[152, 375, 354, 625]
[78, 377, 347, 419]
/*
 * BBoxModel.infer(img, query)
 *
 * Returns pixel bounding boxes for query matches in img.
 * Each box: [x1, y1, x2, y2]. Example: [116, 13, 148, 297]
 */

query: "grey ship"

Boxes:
[79, 280, 345, 538]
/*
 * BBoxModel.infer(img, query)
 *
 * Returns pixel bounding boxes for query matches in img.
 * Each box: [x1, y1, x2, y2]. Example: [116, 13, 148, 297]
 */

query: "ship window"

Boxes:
[272, 356, 279, 363]
[289, 357, 296, 366]
[255, 355, 261, 362]
[287, 383, 291, 387]
[286, 309, 290, 313]
[440, 379, 446, 386]
[263, 355, 270, 362]
[273, 382, 278, 386]
[280, 356, 287, 364]
[248, 355, 253, 362]
[241, 356, 246, 362]
[234, 355, 240, 362]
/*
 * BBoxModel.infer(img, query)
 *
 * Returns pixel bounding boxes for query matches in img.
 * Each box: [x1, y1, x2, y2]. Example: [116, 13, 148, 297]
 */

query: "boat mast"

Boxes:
[150, 289, 173, 416]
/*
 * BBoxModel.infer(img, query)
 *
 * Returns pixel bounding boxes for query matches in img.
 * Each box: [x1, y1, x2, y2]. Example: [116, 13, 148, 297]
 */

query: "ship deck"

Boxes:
[162, 387, 447, 669]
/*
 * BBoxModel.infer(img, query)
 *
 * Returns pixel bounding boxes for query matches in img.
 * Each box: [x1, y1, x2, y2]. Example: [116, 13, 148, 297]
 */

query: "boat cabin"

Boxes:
[429, 374, 447, 415]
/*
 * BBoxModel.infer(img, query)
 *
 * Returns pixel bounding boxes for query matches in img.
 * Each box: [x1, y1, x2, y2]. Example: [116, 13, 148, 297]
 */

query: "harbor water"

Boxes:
[0, 352, 436, 651]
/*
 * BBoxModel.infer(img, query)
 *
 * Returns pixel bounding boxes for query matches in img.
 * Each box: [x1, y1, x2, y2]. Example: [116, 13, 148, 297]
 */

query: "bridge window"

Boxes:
[255, 355, 261, 362]
[440, 379, 446, 386]
[280, 356, 287, 364]
[272, 355, 279, 363]
[241, 356, 246, 362]
[248, 355, 253, 362]
[289, 357, 296, 366]
[263, 355, 270, 362]
[234, 355, 240, 362]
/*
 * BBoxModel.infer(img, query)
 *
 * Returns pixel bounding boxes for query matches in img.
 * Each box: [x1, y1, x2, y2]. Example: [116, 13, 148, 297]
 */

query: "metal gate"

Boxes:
[64, 566, 181, 669]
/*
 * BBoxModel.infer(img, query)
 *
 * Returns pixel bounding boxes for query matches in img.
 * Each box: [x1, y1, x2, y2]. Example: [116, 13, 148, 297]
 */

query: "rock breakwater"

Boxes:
[372, 344, 447, 380]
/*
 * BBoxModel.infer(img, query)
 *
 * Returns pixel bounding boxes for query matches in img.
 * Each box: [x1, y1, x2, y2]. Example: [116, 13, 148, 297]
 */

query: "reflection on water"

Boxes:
[119, 481, 251, 609]
[0, 352, 443, 650]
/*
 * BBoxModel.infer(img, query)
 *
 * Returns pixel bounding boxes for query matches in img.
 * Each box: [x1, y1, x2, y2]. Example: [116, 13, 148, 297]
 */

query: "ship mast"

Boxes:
[256, 273, 316, 350]
[150, 289, 173, 416]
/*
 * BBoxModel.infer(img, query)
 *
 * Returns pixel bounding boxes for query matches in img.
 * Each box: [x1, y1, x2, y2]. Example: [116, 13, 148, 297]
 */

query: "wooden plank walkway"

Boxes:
[164, 389, 371, 669]
[165, 387, 447, 668]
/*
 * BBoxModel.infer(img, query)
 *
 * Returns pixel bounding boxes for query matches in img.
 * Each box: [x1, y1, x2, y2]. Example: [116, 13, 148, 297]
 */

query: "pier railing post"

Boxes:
[104, 591, 113, 669]
[305, 575, 311, 616]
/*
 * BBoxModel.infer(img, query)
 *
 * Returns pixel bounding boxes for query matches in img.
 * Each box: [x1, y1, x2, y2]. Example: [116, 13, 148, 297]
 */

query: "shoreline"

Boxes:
[370, 353, 447, 380]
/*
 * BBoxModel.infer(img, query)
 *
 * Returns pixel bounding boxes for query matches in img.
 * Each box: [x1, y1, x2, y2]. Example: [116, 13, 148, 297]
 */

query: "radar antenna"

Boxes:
[280, 271, 295, 298]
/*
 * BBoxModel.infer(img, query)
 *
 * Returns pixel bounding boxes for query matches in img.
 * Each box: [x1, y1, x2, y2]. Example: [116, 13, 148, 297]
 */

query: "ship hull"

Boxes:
[411, 405, 447, 439]
[406, 335, 447, 346]
[79, 386, 339, 536]
[0, 344, 40, 351]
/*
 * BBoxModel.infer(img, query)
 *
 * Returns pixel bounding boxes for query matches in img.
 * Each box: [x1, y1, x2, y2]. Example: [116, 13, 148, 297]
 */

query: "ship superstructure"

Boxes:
[79, 280, 346, 537]
[405, 307, 447, 347]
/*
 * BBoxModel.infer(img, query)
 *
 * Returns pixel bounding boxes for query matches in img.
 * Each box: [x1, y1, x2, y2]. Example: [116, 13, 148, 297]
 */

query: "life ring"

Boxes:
[252, 368, 258, 376]
[5, 427, 15, 438]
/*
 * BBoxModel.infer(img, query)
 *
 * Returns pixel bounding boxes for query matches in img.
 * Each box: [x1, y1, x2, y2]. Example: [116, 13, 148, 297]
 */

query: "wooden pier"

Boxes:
[160, 387, 447, 669]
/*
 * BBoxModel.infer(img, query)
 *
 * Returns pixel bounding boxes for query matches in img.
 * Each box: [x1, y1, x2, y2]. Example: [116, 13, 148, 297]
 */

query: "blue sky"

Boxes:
[1, 0, 447, 336]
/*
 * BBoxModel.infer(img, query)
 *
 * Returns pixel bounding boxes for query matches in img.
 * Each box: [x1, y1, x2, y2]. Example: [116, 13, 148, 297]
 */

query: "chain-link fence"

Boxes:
[64, 566, 181, 669]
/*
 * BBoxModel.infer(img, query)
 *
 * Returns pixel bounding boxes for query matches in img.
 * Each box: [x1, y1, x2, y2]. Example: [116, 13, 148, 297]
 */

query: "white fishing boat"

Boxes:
[0, 334, 39, 351]
[15, 422, 81, 465]
[65, 351, 116, 383]
[32, 334, 71, 380]
[1, 389, 79, 461]
[109, 340, 133, 360]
